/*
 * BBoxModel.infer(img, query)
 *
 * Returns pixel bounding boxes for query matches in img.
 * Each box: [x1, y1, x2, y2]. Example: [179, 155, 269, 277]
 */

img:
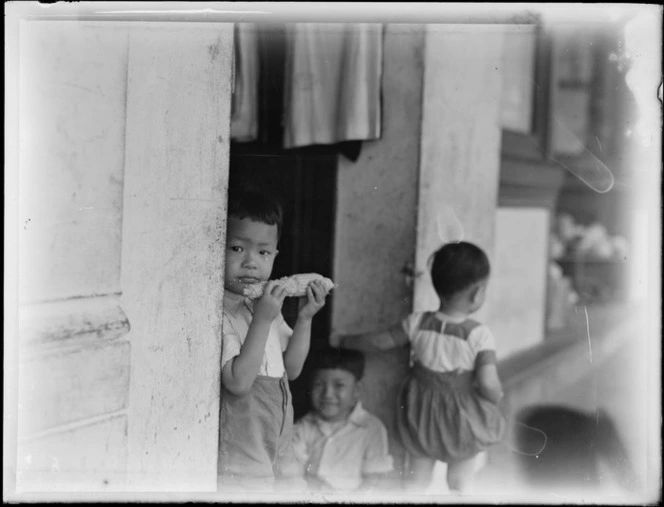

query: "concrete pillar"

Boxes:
[121, 23, 232, 491]
[414, 25, 504, 315]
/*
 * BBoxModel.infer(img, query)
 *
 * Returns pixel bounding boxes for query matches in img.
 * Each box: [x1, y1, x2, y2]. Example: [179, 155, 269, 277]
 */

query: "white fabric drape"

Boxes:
[283, 23, 383, 149]
[231, 23, 259, 142]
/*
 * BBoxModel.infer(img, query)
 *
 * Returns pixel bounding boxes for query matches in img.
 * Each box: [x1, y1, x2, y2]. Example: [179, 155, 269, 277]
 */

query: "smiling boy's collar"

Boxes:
[312, 401, 369, 429]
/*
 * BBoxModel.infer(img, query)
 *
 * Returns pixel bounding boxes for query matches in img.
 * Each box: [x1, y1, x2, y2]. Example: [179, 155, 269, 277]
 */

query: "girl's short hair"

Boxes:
[311, 347, 365, 381]
[429, 241, 490, 298]
[227, 185, 284, 240]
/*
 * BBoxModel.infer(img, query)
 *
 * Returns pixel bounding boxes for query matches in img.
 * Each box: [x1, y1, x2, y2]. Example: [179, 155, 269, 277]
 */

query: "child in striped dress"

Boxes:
[339, 241, 506, 492]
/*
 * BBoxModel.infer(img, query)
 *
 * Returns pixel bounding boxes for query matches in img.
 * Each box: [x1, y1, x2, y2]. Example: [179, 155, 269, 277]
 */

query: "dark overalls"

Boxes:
[218, 373, 301, 491]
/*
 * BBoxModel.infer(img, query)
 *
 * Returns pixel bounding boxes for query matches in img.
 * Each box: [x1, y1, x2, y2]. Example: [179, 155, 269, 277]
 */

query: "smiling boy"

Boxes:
[292, 348, 393, 492]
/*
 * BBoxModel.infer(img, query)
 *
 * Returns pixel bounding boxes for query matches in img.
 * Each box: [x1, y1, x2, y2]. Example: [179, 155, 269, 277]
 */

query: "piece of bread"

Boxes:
[242, 273, 335, 299]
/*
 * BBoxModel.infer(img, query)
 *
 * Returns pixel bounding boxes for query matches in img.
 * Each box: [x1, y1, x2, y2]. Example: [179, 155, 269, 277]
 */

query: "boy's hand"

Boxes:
[297, 279, 328, 320]
[253, 280, 287, 322]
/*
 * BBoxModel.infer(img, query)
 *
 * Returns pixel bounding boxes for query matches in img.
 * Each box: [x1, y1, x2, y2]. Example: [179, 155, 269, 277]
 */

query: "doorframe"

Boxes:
[119, 22, 234, 492]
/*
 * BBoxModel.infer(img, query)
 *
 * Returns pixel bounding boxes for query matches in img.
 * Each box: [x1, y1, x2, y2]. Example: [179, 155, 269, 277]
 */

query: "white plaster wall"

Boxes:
[15, 21, 132, 494]
[414, 25, 505, 315]
[18, 415, 129, 492]
[484, 207, 550, 359]
[18, 21, 128, 303]
[121, 24, 232, 492]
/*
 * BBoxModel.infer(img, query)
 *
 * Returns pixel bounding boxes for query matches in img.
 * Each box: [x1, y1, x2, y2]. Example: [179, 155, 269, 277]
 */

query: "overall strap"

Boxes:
[417, 313, 481, 341]
[417, 312, 444, 333]
[443, 319, 481, 341]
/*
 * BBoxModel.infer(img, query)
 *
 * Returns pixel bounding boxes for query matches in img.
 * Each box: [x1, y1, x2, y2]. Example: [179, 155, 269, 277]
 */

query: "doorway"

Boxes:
[229, 25, 337, 420]
[229, 146, 337, 420]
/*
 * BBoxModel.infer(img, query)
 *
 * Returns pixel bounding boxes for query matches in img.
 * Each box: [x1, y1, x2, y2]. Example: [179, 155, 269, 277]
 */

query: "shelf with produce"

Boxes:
[551, 212, 631, 306]
[556, 257, 629, 305]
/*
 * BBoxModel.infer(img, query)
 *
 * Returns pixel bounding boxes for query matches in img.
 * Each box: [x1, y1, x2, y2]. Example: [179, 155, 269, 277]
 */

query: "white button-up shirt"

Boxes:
[221, 290, 293, 378]
[293, 402, 393, 491]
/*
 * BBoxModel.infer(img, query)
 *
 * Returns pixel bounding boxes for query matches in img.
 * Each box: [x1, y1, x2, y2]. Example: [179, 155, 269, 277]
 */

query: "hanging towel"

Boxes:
[283, 23, 383, 149]
[231, 23, 259, 142]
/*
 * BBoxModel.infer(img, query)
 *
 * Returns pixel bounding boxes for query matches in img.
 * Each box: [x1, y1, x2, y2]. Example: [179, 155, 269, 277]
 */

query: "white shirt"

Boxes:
[400, 311, 497, 372]
[221, 290, 293, 378]
[292, 402, 393, 491]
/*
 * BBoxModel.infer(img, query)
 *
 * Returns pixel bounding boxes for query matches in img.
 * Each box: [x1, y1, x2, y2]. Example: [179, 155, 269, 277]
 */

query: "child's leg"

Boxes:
[446, 456, 477, 492]
[403, 454, 436, 490]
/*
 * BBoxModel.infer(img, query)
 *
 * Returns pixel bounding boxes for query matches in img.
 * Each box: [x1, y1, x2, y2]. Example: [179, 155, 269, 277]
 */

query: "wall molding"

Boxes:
[19, 295, 130, 351]
[18, 410, 128, 444]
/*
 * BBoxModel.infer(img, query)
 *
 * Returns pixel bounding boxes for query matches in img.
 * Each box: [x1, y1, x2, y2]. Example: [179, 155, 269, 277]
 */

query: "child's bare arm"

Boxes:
[283, 316, 312, 381]
[339, 325, 407, 352]
[283, 280, 328, 380]
[475, 363, 504, 404]
[222, 281, 286, 395]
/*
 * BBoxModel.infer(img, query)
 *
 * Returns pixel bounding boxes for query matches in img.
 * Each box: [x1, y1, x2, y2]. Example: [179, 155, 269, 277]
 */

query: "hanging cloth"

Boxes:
[283, 23, 383, 149]
[231, 23, 260, 142]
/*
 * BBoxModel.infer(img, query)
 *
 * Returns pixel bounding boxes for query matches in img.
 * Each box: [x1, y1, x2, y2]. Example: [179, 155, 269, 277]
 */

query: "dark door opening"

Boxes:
[228, 25, 337, 420]
[229, 146, 337, 421]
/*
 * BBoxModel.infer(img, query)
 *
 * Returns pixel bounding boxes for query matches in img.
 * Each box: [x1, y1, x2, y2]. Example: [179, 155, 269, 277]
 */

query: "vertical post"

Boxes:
[121, 23, 233, 491]
[415, 25, 505, 314]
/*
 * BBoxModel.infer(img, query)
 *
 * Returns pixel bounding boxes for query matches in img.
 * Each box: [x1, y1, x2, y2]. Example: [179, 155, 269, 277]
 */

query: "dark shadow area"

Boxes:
[514, 404, 640, 494]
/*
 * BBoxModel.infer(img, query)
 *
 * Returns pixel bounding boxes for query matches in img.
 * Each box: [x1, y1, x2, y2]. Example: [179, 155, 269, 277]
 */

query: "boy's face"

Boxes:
[224, 216, 279, 296]
[310, 368, 360, 423]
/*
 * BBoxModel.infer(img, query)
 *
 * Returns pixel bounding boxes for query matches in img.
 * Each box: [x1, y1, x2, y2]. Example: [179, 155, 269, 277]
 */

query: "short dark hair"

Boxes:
[310, 347, 365, 381]
[227, 185, 284, 240]
[430, 241, 490, 298]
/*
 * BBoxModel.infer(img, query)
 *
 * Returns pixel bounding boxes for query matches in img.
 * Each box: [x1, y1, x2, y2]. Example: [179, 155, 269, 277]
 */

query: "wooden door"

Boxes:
[12, 20, 233, 495]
